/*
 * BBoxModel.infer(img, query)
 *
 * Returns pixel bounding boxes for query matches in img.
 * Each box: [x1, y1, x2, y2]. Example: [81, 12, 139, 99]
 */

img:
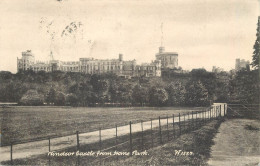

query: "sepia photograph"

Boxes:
[0, 0, 259, 165]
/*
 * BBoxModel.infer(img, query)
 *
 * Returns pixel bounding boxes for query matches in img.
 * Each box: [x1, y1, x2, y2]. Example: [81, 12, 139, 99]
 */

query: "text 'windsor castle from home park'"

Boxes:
[17, 47, 178, 77]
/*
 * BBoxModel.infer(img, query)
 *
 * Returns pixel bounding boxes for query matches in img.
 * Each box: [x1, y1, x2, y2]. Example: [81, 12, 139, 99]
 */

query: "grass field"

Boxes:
[1, 118, 222, 166]
[208, 119, 260, 166]
[0, 106, 205, 145]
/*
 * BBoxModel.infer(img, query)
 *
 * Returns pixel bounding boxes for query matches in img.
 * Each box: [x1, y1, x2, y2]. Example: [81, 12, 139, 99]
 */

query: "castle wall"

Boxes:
[17, 52, 161, 77]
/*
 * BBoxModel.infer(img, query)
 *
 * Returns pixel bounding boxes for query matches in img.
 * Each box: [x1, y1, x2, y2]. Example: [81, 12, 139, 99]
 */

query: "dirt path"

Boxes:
[208, 119, 260, 166]
[0, 103, 225, 163]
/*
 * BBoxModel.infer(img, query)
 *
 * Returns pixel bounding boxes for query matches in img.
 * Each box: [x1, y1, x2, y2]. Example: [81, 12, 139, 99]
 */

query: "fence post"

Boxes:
[207, 109, 208, 122]
[224, 104, 226, 116]
[210, 107, 211, 120]
[187, 113, 190, 130]
[203, 110, 205, 124]
[99, 127, 102, 151]
[115, 124, 118, 161]
[195, 112, 198, 128]
[98, 127, 101, 166]
[129, 121, 132, 156]
[183, 114, 185, 131]
[10, 143, 13, 165]
[76, 131, 80, 166]
[207, 109, 208, 121]
[76, 131, 79, 151]
[205, 109, 207, 122]
[225, 104, 227, 116]
[172, 114, 175, 138]
[217, 105, 219, 117]
[115, 124, 118, 147]
[212, 107, 213, 119]
[48, 138, 51, 152]
[48, 137, 50, 165]
[215, 106, 218, 119]
[200, 111, 202, 124]
[208, 108, 210, 121]
[141, 120, 144, 150]
[159, 116, 162, 144]
[191, 111, 193, 130]
[204, 110, 206, 123]
[201, 111, 203, 124]
[167, 116, 169, 141]
[219, 105, 221, 117]
[213, 107, 215, 119]
[151, 119, 153, 148]
[215, 106, 217, 118]
[179, 113, 181, 136]
[213, 106, 217, 119]
[195, 112, 197, 128]
[216, 106, 218, 119]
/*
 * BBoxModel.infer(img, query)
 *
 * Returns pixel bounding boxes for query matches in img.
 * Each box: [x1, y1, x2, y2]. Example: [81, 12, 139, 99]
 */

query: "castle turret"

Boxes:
[159, 47, 165, 53]
[119, 54, 123, 61]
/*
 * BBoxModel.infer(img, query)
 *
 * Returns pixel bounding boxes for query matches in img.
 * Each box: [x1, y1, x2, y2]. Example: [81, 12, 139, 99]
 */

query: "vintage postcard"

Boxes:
[0, 0, 259, 165]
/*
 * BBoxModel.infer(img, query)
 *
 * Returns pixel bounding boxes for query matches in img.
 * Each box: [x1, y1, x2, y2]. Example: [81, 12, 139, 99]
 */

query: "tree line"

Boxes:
[0, 67, 258, 107]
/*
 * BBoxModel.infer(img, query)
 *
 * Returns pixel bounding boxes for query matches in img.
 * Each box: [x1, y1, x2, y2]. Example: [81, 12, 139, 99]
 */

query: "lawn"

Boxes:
[1, 117, 222, 166]
[208, 119, 260, 166]
[0, 106, 205, 146]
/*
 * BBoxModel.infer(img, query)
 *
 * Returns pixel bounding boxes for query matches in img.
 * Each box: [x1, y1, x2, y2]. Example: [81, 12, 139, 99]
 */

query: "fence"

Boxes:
[226, 104, 259, 119]
[5, 104, 227, 165]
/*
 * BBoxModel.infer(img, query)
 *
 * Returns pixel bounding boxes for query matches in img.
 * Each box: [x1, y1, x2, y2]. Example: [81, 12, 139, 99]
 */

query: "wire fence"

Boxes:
[6, 104, 227, 165]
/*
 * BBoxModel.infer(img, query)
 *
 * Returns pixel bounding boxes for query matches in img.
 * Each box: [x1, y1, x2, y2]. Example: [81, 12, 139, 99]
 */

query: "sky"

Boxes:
[0, 0, 259, 73]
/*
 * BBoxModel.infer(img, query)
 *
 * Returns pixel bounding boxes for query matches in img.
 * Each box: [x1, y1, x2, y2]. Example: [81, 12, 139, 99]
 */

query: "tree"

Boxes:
[149, 87, 168, 106]
[185, 80, 209, 106]
[90, 75, 109, 103]
[55, 92, 66, 106]
[190, 69, 217, 100]
[252, 17, 260, 68]
[214, 72, 231, 102]
[230, 70, 259, 104]
[108, 81, 119, 103]
[46, 88, 56, 105]
[78, 82, 96, 106]
[19, 89, 44, 105]
[132, 85, 148, 106]
[65, 93, 78, 106]
[109, 81, 133, 104]
[166, 82, 186, 106]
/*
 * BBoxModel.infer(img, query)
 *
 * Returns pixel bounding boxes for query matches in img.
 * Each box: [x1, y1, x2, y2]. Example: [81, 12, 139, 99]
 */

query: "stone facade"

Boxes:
[17, 50, 35, 71]
[212, 66, 224, 73]
[17, 51, 161, 77]
[235, 58, 250, 71]
[155, 47, 178, 69]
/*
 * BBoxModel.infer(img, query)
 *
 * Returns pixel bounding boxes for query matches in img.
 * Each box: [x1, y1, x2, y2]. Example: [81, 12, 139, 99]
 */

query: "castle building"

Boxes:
[235, 58, 250, 71]
[17, 50, 35, 71]
[136, 60, 161, 77]
[155, 47, 178, 69]
[17, 51, 161, 77]
[212, 66, 224, 73]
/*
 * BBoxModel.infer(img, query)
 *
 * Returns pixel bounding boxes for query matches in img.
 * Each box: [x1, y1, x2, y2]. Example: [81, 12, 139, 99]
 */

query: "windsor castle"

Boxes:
[17, 47, 178, 77]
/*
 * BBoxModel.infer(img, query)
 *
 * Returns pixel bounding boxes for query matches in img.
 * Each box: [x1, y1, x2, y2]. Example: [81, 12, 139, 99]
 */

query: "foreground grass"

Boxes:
[0, 106, 205, 146]
[208, 119, 260, 166]
[105, 119, 223, 166]
[2, 119, 223, 166]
